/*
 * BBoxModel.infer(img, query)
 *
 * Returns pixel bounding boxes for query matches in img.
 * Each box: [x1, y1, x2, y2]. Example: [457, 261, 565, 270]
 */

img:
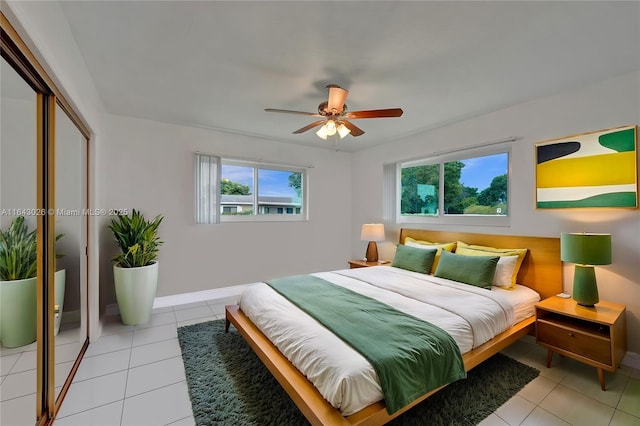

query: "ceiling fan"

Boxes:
[265, 84, 403, 140]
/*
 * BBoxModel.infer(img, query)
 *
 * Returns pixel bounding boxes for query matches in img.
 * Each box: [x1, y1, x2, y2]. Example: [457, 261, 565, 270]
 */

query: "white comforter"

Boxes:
[239, 266, 516, 415]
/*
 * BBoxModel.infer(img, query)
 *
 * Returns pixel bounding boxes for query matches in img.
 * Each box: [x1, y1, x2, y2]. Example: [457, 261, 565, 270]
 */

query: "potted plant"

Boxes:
[0, 216, 65, 347]
[109, 209, 163, 325]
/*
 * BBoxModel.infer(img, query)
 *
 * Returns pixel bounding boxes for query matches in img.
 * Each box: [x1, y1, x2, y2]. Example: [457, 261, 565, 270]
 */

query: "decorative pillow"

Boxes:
[492, 255, 519, 288]
[404, 237, 456, 273]
[434, 250, 499, 290]
[455, 241, 528, 289]
[391, 244, 437, 274]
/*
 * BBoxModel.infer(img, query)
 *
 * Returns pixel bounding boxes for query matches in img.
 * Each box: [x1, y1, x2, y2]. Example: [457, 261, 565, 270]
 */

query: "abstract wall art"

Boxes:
[536, 125, 638, 209]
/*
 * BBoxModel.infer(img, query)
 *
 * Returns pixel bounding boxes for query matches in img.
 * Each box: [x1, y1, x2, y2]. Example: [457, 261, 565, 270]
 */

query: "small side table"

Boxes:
[535, 296, 626, 390]
[348, 259, 389, 269]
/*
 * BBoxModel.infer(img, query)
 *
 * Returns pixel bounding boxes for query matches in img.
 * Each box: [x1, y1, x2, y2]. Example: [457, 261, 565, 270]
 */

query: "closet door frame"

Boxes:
[1, 11, 91, 425]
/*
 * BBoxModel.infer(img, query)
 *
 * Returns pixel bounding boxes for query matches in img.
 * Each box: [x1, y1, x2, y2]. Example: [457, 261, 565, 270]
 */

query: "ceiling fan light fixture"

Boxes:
[316, 125, 328, 140]
[337, 123, 351, 138]
[325, 119, 337, 136]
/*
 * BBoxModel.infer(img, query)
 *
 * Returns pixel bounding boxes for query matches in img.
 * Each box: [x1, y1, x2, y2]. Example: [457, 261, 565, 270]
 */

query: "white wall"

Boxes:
[351, 71, 640, 355]
[100, 114, 353, 303]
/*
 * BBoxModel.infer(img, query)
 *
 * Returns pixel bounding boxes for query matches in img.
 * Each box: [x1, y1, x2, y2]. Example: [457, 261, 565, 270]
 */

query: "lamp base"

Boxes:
[365, 241, 379, 263]
[572, 265, 599, 307]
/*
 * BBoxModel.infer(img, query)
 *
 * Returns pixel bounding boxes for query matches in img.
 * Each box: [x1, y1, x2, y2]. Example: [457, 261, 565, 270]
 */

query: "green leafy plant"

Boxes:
[109, 209, 164, 268]
[0, 216, 63, 281]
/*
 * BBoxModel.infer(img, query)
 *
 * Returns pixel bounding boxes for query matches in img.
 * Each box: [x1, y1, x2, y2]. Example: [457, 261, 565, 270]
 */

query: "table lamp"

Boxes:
[560, 233, 611, 307]
[361, 223, 385, 262]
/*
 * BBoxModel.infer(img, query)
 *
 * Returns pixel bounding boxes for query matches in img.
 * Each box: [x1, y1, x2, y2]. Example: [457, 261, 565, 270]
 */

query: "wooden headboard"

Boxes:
[399, 228, 562, 300]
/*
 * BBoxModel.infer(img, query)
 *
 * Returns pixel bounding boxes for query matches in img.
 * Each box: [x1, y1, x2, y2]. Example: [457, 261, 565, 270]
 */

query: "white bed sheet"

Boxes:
[238, 266, 537, 415]
[493, 284, 541, 322]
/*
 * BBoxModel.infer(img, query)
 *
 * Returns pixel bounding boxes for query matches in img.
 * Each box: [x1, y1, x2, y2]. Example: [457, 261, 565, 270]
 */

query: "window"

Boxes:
[395, 145, 511, 225]
[195, 153, 307, 223]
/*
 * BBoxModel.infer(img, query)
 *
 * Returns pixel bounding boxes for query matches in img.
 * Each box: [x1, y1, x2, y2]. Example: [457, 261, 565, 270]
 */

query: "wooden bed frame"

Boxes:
[225, 229, 562, 426]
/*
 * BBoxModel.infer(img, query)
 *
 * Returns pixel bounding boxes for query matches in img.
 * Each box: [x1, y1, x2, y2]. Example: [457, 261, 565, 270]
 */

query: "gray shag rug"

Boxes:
[178, 319, 539, 426]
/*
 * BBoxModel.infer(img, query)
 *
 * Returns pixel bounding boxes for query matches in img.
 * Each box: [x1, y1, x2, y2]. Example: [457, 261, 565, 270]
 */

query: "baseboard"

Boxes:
[621, 351, 640, 370]
[152, 283, 252, 309]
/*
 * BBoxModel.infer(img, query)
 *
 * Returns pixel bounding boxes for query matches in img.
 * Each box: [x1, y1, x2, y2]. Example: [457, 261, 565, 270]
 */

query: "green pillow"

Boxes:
[434, 250, 499, 289]
[391, 244, 437, 274]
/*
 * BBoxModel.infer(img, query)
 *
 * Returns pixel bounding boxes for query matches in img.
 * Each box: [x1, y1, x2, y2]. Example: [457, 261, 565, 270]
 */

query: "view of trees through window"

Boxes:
[220, 163, 303, 216]
[401, 152, 508, 217]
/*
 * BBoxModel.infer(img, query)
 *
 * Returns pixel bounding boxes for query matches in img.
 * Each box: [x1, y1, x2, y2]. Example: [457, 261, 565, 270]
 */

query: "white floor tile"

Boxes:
[176, 316, 216, 328]
[134, 311, 177, 330]
[129, 338, 181, 368]
[132, 324, 177, 347]
[56, 341, 87, 364]
[521, 407, 572, 426]
[495, 394, 536, 426]
[121, 381, 192, 426]
[8, 350, 37, 374]
[610, 410, 640, 426]
[618, 377, 640, 418]
[55, 360, 75, 388]
[478, 413, 510, 426]
[539, 384, 615, 426]
[55, 400, 124, 426]
[84, 332, 133, 358]
[517, 375, 558, 405]
[100, 318, 135, 337]
[125, 356, 186, 398]
[559, 361, 627, 407]
[174, 306, 214, 323]
[1, 369, 36, 401]
[0, 392, 36, 426]
[56, 370, 127, 418]
[1, 353, 22, 376]
[73, 349, 131, 383]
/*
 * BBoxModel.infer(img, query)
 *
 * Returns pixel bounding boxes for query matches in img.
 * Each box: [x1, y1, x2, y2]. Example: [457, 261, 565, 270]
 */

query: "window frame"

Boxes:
[395, 143, 512, 227]
[219, 158, 308, 223]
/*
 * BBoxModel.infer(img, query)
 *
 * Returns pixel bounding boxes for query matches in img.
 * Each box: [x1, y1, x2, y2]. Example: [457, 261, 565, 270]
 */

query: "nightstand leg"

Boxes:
[546, 350, 553, 368]
[597, 368, 606, 391]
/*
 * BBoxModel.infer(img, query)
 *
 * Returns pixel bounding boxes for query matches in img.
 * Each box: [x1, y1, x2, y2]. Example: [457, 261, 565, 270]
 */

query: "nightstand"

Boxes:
[348, 259, 388, 269]
[535, 297, 626, 390]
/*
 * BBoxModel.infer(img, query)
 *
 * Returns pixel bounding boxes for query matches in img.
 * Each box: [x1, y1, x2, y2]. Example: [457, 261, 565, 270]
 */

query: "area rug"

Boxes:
[178, 319, 539, 426]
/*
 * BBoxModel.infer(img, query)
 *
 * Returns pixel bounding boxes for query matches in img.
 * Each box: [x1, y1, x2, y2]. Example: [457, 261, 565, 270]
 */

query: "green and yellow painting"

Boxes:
[536, 125, 638, 209]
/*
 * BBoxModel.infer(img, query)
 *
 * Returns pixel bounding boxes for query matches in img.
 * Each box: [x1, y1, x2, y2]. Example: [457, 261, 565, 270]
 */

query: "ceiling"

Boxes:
[58, 1, 639, 152]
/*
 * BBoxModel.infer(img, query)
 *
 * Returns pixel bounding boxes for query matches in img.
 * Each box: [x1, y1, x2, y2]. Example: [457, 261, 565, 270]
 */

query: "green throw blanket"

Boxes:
[265, 274, 466, 414]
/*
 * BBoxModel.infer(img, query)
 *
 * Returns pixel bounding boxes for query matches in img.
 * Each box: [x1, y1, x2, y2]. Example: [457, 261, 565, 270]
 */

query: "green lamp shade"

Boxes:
[560, 233, 611, 307]
[560, 233, 611, 265]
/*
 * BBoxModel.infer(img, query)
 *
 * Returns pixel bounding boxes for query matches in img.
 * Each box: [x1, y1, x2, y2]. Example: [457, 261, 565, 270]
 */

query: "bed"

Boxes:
[225, 229, 562, 426]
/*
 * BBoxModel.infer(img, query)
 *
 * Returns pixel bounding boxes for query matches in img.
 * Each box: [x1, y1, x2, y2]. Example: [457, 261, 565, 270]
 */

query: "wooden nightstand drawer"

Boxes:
[537, 319, 611, 365]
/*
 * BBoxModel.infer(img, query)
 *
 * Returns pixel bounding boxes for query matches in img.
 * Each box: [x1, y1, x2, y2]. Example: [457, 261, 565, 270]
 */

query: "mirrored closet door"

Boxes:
[1, 13, 90, 425]
[0, 54, 40, 426]
[54, 102, 88, 403]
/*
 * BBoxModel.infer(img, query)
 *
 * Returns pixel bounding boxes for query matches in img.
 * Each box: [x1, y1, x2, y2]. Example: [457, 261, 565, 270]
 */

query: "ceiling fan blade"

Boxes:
[326, 85, 349, 114]
[265, 108, 322, 117]
[292, 120, 326, 134]
[344, 108, 404, 119]
[341, 120, 365, 137]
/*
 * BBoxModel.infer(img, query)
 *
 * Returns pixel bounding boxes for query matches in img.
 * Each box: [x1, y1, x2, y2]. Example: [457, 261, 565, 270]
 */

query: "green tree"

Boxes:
[221, 178, 251, 195]
[443, 161, 465, 213]
[288, 172, 302, 197]
[478, 174, 507, 206]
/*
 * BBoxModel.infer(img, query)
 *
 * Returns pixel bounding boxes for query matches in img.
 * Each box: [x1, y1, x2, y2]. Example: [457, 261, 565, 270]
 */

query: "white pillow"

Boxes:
[493, 255, 519, 288]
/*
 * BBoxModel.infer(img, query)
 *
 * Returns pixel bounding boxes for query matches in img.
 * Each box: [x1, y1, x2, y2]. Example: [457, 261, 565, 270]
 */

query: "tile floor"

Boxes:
[3, 296, 640, 426]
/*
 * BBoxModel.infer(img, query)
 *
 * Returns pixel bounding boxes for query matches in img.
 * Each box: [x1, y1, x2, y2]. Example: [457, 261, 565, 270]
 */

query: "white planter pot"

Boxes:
[54, 269, 66, 336]
[113, 262, 159, 325]
[0, 277, 37, 348]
